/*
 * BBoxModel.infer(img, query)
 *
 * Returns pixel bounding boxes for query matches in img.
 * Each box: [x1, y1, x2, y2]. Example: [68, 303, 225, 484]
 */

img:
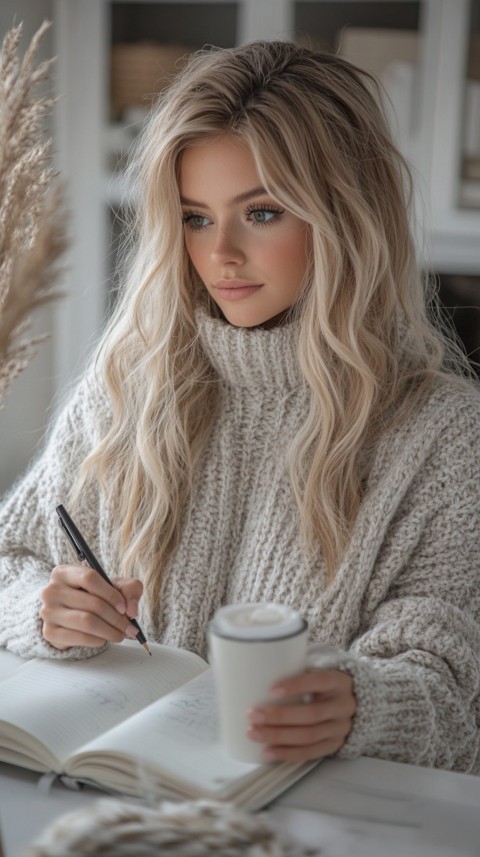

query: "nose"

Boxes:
[211, 226, 246, 266]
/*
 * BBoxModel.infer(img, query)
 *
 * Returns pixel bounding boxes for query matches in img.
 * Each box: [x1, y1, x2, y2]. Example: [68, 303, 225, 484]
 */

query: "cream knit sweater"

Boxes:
[1, 308, 480, 774]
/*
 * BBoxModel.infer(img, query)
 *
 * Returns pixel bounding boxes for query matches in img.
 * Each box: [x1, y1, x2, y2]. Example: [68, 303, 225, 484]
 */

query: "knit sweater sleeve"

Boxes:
[334, 393, 480, 773]
[0, 371, 108, 659]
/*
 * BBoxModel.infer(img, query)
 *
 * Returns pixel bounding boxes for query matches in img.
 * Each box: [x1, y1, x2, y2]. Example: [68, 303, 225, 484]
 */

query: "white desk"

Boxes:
[2, 755, 480, 856]
[1, 647, 480, 856]
[271, 756, 480, 856]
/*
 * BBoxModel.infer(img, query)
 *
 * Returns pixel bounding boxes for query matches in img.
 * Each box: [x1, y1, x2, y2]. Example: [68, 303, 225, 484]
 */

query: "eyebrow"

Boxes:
[179, 186, 268, 209]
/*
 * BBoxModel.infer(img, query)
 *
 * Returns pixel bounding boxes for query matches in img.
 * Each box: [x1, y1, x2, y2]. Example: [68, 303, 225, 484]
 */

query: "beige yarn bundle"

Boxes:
[23, 798, 318, 857]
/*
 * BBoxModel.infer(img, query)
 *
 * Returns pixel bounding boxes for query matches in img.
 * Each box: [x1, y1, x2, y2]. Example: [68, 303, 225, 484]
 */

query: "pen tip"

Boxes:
[143, 641, 152, 656]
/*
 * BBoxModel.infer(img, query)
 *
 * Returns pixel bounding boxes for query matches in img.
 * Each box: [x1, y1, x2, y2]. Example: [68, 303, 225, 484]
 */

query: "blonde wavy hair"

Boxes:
[74, 40, 467, 609]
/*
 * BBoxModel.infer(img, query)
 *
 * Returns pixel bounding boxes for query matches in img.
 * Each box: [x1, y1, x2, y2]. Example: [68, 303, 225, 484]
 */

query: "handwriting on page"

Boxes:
[0, 643, 207, 763]
[69, 679, 130, 714]
[157, 675, 217, 742]
[72, 671, 259, 795]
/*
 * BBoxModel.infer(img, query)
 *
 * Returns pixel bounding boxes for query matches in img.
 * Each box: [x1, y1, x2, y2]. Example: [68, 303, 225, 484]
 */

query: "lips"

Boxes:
[213, 279, 264, 301]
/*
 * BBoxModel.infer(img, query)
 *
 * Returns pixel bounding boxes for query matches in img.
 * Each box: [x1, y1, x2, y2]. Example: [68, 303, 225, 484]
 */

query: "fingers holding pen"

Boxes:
[45, 564, 131, 618]
[112, 577, 144, 619]
[40, 564, 141, 650]
[52, 565, 144, 617]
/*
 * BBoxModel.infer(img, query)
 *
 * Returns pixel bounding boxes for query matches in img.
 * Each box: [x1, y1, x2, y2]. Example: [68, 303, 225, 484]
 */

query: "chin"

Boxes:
[212, 297, 289, 328]
[222, 313, 271, 329]
[220, 306, 293, 330]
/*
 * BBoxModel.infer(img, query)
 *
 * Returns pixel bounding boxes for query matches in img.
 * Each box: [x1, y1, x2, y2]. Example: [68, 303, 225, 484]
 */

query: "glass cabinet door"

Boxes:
[110, 1, 238, 123]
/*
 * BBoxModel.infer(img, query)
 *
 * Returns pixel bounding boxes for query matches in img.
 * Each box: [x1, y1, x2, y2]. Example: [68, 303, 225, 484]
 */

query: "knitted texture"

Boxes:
[1, 306, 480, 773]
[23, 799, 316, 857]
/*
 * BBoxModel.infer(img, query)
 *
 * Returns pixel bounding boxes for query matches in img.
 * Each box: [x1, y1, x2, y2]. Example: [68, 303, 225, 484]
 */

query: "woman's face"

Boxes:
[179, 135, 310, 327]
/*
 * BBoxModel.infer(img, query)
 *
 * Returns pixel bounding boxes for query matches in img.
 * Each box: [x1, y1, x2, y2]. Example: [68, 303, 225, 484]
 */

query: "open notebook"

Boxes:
[0, 642, 317, 810]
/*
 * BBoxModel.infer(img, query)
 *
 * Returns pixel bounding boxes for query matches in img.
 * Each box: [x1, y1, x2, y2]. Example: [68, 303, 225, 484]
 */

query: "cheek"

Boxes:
[265, 232, 308, 280]
[184, 235, 206, 272]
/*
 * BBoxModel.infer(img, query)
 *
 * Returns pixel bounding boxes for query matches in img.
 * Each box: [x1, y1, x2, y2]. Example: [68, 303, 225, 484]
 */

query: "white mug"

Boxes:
[208, 602, 309, 763]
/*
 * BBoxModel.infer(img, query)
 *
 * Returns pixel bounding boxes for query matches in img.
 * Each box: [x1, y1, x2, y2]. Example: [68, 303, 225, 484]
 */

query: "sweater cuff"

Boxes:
[0, 585, 108, 661]
[307, 645, 434, 764]
[338, 655, 435, 763]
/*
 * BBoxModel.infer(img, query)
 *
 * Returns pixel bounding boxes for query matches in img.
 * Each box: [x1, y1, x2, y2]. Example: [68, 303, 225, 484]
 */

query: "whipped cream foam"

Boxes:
[212, 603, 304, 639]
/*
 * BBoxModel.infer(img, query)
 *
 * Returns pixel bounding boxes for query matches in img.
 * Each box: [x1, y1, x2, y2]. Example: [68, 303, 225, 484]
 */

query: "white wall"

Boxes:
[0, 1, 57, 495]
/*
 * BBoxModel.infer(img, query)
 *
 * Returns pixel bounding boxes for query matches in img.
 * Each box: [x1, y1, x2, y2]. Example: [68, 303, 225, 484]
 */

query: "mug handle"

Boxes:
[306, 642, 352, 670]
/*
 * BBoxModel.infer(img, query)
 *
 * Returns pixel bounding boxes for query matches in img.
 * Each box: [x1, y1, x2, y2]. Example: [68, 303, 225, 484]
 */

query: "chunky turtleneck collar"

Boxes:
[195, 303, 304, 394]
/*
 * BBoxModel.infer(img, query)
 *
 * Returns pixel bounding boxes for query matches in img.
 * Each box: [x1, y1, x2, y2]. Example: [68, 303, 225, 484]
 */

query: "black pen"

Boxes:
[56, 504, 151, 656]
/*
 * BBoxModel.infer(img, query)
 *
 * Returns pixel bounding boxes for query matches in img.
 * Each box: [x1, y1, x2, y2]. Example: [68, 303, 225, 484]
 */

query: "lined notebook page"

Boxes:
[70, 670, 261, 792]
[0, 642, 208, 766]
[0, 649, 28, 682]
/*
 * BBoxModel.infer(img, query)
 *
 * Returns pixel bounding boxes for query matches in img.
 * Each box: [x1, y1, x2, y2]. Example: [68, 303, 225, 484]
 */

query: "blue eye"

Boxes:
[182, 212, 210, 231]
[247, 205, 284, 225]
[252, 209, 274, 223]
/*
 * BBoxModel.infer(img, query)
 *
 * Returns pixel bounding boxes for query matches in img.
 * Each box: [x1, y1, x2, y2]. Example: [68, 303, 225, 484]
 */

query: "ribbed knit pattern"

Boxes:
[1, 306, 480, 774]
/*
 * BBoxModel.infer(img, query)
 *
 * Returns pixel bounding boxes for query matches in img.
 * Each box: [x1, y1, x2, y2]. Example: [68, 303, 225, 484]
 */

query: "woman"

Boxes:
[1, 41, 479, 772]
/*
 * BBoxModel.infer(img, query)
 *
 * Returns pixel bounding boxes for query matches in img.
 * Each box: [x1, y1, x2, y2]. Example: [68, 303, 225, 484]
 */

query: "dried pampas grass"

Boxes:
[23, 798, 319, 857]
[0, 20, 67, 405]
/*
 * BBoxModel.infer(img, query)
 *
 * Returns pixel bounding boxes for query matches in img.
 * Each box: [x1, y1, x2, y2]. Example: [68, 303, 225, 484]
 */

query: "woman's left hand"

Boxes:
[246, 669, 356, 762]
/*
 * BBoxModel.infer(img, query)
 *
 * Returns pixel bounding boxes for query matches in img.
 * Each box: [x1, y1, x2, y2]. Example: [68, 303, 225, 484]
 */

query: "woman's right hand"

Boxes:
[40, 564, 144, 650]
